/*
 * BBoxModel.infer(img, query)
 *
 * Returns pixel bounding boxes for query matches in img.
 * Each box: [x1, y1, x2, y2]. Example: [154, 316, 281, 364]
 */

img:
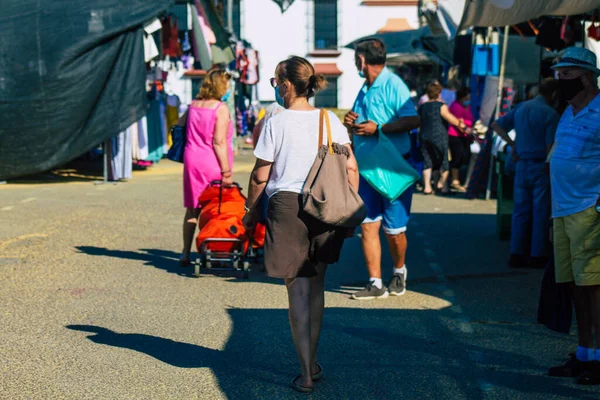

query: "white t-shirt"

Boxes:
[254, 109, 351, 197]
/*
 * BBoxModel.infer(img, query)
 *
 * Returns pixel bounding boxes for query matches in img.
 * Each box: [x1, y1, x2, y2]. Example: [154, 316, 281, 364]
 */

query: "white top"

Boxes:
[254, 109, 351, 197]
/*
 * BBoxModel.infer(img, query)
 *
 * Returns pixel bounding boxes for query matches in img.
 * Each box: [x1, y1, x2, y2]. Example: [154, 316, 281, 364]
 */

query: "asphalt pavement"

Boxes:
[0, 152, 596, 399]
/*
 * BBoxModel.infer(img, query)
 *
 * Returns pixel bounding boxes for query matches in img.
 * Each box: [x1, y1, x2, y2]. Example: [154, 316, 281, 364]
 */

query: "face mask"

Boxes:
[463, 100, 470, 106]
[221, 92, 231, 102]
[274, 86, 285, 107]
[357, 58, 365, 78]
[558, 76, 585, 102]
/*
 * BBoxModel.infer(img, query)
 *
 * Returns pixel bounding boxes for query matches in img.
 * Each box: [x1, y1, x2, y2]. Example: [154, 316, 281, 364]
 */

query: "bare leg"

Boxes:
[182, 207, 200, 259]
[361, 221, 382, 279]
[439, 170, 450, 192]
[573, 284, 594, 348]
[309, 266, 326, 375]
[451, 168, 461, 186]
[385, 232, 407, 269]
[433, 170, 441, 189]
[422, 168, 433, 193]
[285, 277, 313, 388]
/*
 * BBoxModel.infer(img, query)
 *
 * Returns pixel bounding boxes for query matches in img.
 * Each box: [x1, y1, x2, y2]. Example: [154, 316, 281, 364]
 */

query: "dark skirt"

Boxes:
[264, 192, 345, 279]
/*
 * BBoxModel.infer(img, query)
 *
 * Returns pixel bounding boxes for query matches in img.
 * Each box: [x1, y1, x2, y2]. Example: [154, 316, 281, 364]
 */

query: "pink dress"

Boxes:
[183, 103, 234, 208]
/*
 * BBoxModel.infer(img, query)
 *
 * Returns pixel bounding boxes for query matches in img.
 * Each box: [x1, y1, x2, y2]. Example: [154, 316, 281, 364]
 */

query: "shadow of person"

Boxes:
[66, 325, 214, 368]
[67, 305, 595, 400]
[75, 246, 186, 277]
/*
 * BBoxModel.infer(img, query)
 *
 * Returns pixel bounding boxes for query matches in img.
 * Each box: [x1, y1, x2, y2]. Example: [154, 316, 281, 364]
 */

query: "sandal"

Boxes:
[290, 375, 313, 393]
[422, 190, 434, 195]
[312, 363, 323, 381]
[451, 183, 466, 193]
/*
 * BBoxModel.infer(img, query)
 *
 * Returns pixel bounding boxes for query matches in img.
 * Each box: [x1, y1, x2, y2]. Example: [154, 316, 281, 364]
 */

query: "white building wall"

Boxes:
[337, 1, 419, 109]
[243, 0, 419, 109]
[242, 0, 309, 104]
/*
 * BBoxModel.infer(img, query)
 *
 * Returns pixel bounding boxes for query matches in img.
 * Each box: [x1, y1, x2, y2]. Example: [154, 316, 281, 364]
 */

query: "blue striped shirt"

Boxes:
[550, 93, 600, 217]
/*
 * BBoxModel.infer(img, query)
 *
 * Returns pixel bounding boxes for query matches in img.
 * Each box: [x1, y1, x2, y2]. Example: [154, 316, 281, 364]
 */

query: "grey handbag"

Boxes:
[302, 110, 367, 228]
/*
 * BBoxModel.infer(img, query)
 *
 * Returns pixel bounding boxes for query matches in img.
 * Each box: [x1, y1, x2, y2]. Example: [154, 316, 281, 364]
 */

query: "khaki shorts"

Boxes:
[554, 206, 600, 286]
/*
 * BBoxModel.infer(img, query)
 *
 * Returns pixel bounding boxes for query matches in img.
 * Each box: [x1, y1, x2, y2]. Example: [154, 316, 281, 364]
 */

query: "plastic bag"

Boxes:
[357, 133, 420, 202]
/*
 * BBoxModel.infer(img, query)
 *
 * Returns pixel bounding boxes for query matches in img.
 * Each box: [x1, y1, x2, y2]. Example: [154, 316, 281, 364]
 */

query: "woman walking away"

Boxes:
[418, 81, 466, 195]
[447, 87, 474, 192]
[243, 56, 360, 393]
[180, 69, 234, 266]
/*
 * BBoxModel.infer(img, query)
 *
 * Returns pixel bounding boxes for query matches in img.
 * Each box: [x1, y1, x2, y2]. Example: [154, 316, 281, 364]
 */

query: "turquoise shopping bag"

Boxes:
[356, 133, 420, 202]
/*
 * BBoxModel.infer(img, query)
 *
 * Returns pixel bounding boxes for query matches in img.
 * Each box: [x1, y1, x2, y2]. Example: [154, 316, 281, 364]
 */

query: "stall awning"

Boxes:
[314, 63, 343, 76]
[433, 0, 600, 37]
[346, 27, 455, 65]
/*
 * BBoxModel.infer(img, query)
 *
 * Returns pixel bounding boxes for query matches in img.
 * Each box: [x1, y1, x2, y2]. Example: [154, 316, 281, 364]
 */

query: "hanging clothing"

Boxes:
[108, 127, 133, 181]
[166, 95, 181, 147]
[161, 16, 182, 58]
[137, 116, 149, 161]
[146, 89, 166, 162]
[183, 103, 234, 208]
[190, 3, 213, 70]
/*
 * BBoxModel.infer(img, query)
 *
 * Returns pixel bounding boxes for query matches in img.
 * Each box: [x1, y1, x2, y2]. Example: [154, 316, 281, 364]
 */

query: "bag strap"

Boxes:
[318, 109, 334, 154]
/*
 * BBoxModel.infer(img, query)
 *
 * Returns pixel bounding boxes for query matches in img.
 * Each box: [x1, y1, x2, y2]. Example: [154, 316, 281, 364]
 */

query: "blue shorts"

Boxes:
[359, 176, 414, 235]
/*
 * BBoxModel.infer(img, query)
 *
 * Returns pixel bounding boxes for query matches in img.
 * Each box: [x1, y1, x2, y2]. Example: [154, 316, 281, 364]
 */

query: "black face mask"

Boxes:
[558, 76, 585, 101]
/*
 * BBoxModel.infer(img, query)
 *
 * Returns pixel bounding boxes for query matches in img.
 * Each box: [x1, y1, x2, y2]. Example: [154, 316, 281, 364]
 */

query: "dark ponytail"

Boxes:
[276, 56, 328, 99]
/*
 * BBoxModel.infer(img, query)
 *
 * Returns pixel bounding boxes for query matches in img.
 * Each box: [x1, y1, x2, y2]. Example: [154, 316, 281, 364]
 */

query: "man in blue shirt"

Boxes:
[344, 39, 420, 300]
[491, 79, 560, 269]
[546, 47, 600, 385]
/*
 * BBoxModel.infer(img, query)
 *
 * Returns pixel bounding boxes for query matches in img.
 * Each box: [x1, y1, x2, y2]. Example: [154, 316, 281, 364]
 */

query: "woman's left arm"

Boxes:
[243, 159, 272, 228]
[213, 104, 232, 181]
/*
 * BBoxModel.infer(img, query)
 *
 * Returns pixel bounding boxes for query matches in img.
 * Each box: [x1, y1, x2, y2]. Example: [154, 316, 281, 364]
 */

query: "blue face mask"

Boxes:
[221, 92, 231, 102]
[358, 70, 365, 78]
[274, 86, 285, 107]
[463, 100, 470, 106]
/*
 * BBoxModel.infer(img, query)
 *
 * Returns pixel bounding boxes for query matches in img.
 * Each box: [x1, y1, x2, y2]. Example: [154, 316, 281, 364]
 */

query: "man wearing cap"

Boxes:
[547, 47, 600, 385]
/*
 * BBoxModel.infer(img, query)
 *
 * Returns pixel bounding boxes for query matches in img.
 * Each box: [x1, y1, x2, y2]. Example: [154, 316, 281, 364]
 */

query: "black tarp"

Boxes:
[0, 0, 172, 180]
[344, 27, 455, 65]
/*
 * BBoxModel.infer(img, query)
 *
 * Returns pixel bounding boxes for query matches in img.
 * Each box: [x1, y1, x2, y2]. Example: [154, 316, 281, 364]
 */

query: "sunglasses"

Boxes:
[270, 77, 278, 88]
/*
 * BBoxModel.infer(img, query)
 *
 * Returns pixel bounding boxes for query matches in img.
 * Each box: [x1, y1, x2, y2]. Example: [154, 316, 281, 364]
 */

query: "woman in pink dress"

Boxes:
[447, 87, 474, 192]
[180, 70, 234, 265]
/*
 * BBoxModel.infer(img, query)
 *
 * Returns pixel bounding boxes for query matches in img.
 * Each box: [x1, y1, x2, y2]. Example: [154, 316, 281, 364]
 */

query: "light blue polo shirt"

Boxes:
[550, 93, 600, 218]
[351, 68, 417, 159]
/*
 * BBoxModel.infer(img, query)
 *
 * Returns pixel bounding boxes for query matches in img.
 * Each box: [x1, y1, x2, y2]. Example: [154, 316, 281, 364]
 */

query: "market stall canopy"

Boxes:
[431, 0, 600, 38]
[271, 0, 296, 13]
[345, 27, 455, 65]
[0, 0, 171, 180]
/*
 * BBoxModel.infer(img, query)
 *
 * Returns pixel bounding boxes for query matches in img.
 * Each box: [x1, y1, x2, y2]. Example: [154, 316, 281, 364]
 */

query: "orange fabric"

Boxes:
[196, 185, 266, 253]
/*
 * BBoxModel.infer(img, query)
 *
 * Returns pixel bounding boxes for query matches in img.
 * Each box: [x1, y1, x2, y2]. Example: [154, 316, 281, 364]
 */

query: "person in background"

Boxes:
[545, 47, 600, 386]
[243, 56, 359, 393]
[491, 78, 559, 269]
[440, 79, 459, 106]
[251, 102, 284, 148]
[447, 86, 474, 192]
[418, 81, 466, 195]
[180, 70, 234, 266]
[344, 38, 421, 300]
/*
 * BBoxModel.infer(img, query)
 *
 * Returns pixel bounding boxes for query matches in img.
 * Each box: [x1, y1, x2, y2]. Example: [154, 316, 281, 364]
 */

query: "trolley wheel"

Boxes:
[242, 261, 250, 279]
[205, 250, 212, 269]
[193, 258, 201, 278]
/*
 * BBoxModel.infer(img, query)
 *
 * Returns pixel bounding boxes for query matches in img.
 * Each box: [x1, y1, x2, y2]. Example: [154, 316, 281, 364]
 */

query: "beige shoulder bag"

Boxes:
[302, 110, 367, 228]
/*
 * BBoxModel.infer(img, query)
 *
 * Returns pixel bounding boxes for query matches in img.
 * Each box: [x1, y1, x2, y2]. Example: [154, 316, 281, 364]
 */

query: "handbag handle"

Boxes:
[318, 109, 334, 154]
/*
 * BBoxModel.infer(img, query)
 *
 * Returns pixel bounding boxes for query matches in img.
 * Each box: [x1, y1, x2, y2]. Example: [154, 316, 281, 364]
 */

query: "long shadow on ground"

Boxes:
[67, 303, 592, 400]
